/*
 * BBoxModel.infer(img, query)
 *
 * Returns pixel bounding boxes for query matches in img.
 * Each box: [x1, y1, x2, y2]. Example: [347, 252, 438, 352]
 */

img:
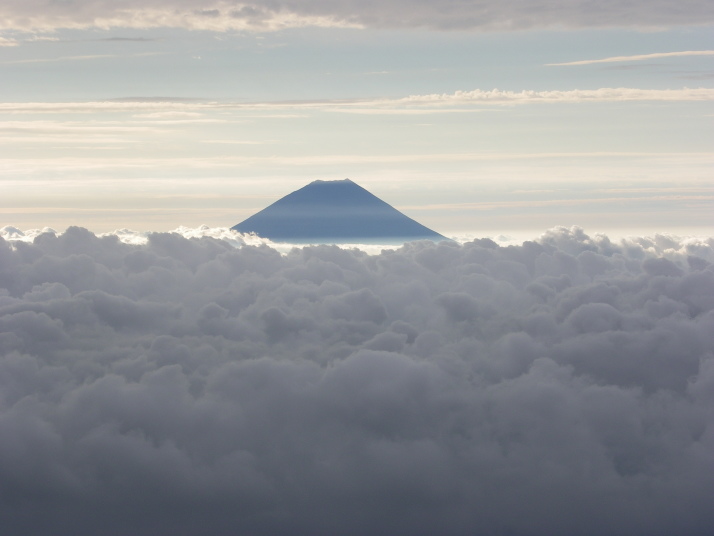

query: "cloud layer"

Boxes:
[1, 0, 713, 32]
[0, 225, 713, 535]
[547, 50, 714, 66]
[0, 87, 711, 117]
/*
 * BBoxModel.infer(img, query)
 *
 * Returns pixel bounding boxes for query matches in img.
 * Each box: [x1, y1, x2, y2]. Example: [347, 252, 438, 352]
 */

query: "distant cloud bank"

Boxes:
[1, 225, 713, 535]
[1, 0, 713, 32]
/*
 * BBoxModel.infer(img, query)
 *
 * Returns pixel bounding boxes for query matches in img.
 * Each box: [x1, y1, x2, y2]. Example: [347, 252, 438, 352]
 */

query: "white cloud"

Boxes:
[202, 139, 269, 144]
[0, 36, 18, 46]
[547, 50, 714, 66]
[392, 87, 714, 105]
[1, 52, 163, 64]
[326, 107, 494, 115]
[0, 101, 218, 114]
[0, 87, 711, 119]
[0, 120, 166, 134]
[0, 225, 713, 534]
[0, 1, 712, 32]
[1, 152, 710, 173]
[131, 111, 204, 119]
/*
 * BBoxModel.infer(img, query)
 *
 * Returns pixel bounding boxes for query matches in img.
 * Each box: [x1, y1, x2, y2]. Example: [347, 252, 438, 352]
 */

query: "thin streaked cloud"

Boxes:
[0, 120, 167, 133]
[202, 140, 271, 145]
[392, 87, 714, 105]
[97, 36, 156, 42]
[2, 51, 163, 64]
[1, 152, 710, 173]
[548, 50, 714, 66]
[326, 108, 494, 115]
[0, 135, 141, 144]
[0, 87, 711, 116]
[402, 195, 714, 211]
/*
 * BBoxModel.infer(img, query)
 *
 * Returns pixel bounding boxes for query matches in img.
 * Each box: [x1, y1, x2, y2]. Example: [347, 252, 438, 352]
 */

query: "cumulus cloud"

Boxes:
[0, 225, 712, 535]
[0, 0, 712, 33]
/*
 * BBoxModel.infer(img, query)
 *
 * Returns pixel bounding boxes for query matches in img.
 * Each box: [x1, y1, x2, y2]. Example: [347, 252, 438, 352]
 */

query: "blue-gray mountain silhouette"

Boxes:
[231, 179, 449, 244]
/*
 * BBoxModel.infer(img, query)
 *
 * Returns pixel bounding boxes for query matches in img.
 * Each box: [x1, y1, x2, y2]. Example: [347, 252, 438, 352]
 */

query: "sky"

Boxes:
[0, 0, 712, 237]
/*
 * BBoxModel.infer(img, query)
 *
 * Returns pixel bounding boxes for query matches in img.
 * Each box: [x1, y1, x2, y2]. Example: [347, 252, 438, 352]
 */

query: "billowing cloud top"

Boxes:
[0, 225, 713, 534]
[1, 0, 713, 32]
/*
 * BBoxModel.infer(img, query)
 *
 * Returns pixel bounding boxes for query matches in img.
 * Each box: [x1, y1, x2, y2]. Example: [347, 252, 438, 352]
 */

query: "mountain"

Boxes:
[231, 179, 449, 244]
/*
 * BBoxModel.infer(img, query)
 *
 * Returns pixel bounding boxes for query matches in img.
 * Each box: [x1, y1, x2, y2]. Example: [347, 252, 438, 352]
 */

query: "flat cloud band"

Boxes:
[1, 1, 713, 32]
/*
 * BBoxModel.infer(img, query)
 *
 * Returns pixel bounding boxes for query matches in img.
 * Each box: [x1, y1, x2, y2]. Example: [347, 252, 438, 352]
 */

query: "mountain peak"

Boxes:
[231, 179, 449, 244]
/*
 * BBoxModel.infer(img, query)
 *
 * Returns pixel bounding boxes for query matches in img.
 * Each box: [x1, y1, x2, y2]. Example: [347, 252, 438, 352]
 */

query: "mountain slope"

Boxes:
[231, 179, 449, 244]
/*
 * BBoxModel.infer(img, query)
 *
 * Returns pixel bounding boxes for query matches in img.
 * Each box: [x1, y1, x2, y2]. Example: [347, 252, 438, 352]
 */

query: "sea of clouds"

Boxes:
[1, 225, 713, 535]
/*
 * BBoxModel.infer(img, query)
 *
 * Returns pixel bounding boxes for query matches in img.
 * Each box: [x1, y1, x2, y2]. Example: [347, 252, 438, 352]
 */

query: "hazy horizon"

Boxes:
[3, 174, 714, 238]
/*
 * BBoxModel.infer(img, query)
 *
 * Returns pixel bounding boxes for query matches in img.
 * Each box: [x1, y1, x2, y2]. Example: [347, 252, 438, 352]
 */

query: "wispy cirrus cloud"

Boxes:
[403, 194, 714, 211]
[97, 36, 156, 42]
[1, 152, 711, 173]
[392, 87, 714, 105]
[0, 120, 168, 134]
[0, 36, 18, 46]
[0, 87, 712, 116]
[548, 50, 714, 66]
[1, 51, 163, 65]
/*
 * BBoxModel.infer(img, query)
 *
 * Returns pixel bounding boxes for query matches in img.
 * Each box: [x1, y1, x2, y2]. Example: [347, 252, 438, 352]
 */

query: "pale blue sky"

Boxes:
[0, 1, 712, 236]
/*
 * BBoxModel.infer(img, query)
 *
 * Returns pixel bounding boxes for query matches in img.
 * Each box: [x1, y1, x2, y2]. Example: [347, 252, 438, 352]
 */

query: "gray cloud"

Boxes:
[0, 225, 713, 534]
[0, 1, 712, 32]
